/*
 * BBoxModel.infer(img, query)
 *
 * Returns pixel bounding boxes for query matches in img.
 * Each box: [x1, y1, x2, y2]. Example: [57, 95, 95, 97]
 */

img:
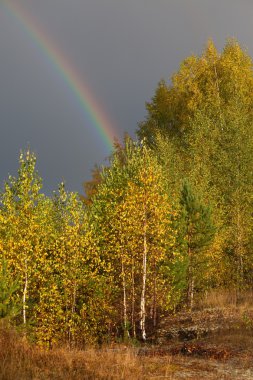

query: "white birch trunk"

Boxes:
[140, 211, 147, 341]
[23, 259, 28, 325]
[122, 258, 129, 338]
[153, 266, 157, 328]
[131, 259, 136, 338]
[189, 277, 194, 311]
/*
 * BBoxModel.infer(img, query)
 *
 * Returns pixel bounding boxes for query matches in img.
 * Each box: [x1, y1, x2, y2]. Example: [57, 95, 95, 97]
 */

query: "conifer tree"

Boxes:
[179, 181, 215, 309]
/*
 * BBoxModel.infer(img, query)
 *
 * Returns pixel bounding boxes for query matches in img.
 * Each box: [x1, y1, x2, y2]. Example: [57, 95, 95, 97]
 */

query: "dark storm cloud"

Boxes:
[0, 0, 253, 193]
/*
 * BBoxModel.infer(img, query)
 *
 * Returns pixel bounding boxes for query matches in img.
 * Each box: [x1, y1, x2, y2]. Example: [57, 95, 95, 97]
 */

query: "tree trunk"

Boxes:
[188, 277, 194, 311]
[236, 204, 244, 289]
[150, 260, 157, 327]
[69, 281, 77, 346]
[121, 258, 129, 338]
[23, 259, 28, 325]
[131, 258, 136, 338]
[140, 210, 147, 341]
[153, 266, 157, 328]
[187, 246, 194, 311]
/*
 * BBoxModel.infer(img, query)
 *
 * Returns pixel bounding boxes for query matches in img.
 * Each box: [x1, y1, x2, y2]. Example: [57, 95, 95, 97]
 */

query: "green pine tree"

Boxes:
[179, 181, 216, 309]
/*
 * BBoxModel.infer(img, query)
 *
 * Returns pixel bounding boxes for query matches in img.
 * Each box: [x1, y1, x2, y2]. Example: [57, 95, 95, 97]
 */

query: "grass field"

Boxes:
[1, 293, 253, 380]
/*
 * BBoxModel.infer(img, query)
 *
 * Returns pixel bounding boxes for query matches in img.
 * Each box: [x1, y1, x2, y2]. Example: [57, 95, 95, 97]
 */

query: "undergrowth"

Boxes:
[0, 325, 173, 380]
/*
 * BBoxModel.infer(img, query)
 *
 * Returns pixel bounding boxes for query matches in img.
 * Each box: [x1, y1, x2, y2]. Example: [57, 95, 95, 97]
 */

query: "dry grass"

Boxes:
[1, 324, 253, 380]
[198, 289, 253, 312]
[0, 326, 175, 380]
[2, 291, 253, 380]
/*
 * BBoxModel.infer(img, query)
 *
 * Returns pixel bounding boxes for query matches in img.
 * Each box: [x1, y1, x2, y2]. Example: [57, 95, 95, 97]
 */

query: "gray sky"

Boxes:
[0, 0, 253, 194]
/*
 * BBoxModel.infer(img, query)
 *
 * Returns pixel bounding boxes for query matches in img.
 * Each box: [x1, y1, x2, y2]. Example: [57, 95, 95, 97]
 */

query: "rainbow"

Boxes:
[1, 1, 117, 150]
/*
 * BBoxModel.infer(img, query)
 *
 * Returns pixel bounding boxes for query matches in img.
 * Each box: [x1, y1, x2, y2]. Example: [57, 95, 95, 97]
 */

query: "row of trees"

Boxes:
[0, 143, 214, 345]
[138, 39, 253, 291]
[1, 39, 253, 347]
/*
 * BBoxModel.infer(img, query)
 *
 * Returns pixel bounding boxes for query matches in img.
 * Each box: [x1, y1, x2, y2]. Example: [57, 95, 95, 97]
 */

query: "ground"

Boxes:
[139, 306, 253, 379]
[1, 304, 253, 379]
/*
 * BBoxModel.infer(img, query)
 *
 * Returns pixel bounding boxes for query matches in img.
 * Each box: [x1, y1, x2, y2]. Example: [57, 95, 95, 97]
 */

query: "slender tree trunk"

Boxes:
[140, 210, 147, 341]
[188, 277, 194, 311]
[153, 265, 157, 328]
[236, 205, 244, 283]
[234, 203, 244, 303]
[71, 285, 77, 314]
[69, 281, 77, 346]
[186, 219, 195, 311]
[187, 246, 194, 311]
[23, 259, 28, 325]
[121, 258, 129, 338]
[131, 258, 136, 338]
[150, 259, 157, 327]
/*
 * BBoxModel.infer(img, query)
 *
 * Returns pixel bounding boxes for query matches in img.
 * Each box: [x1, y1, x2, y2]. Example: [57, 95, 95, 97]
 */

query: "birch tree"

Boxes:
[90, 140, 176, 340]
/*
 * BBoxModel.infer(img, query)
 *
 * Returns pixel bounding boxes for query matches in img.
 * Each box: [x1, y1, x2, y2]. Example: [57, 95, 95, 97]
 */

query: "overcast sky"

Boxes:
[0, 0, 253, 194]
